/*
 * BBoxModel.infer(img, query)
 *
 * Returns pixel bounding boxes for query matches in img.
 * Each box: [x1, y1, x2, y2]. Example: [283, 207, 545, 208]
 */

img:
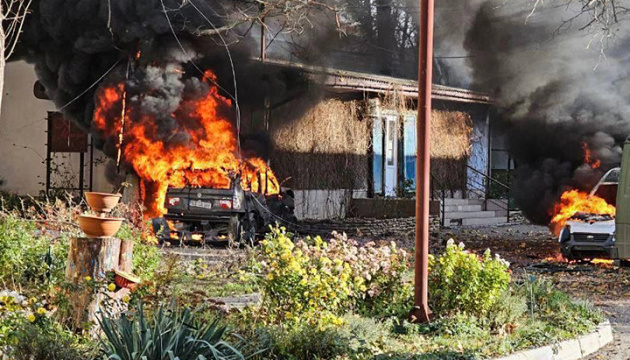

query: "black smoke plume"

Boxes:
[16, 0, 316, 162]
[464, 1, 630, 224]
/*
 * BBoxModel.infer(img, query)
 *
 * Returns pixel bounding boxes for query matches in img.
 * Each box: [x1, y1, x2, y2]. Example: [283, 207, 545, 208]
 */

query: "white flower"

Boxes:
[458, 242, 465, 249]
[446, 238, 455, 246]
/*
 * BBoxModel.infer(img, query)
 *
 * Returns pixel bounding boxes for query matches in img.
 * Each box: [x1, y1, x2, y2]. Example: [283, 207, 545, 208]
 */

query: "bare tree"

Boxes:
[0, 0, 32, 116]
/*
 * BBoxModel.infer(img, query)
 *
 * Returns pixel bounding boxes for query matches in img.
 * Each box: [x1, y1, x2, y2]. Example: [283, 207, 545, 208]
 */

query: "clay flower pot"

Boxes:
[84, 192, 122, 213]
[114, 270, 141, 290]
[78, 215, 124, 238]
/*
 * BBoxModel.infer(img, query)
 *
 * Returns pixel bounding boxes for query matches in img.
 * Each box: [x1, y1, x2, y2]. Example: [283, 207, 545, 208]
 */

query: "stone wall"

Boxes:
[293, 216, 440, 238]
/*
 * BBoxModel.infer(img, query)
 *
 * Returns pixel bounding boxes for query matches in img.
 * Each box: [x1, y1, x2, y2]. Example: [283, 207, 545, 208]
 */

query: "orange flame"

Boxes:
[93, 69, 279, 217]
[549, 189, 616, 235]
[582, 142, 601, 169]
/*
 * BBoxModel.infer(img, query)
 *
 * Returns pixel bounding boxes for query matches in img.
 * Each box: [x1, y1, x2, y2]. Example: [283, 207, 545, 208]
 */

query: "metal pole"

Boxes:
[410, 0, 434, 324]
[45, 112, 52, 195]
[79, 151, 85, 196]
[260, 18, 266, 62]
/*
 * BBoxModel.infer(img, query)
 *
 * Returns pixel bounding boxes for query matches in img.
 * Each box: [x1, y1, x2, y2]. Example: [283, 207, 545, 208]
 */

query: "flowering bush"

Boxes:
[252, 227, 410, 326]
[429, 240, 511, 318]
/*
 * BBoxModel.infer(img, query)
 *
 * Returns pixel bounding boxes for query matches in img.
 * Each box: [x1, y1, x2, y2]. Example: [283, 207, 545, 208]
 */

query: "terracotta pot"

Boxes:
[114, 270, 141, 290]
[84, 192, 122, 213]
[78, 215, 124, 238]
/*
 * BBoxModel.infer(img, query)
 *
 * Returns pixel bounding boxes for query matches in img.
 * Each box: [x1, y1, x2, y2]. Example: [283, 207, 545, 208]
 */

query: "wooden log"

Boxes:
[118, 239, 134, 273]
[65, 237, 121, 330]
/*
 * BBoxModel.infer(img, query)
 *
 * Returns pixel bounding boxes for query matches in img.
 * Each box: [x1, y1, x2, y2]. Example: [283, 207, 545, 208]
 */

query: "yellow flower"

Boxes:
[84, 276, 92, 282]
[122, 296, 130, 303]
[108, 283, 116, 292]
[267, 273, 274, 280]
[28, 297, 37, 305]
[36, 308, 46, 315]
[26, 314, 35, 322]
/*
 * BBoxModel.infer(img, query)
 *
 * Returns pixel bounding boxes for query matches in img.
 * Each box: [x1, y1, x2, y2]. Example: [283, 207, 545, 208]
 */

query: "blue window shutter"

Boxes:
[403, 116, 417, 187]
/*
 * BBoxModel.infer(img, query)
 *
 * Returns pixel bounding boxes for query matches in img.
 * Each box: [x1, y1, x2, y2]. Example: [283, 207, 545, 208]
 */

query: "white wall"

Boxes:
[294, 189, 368, 220]
[0, 61, 112, 195]
[0, 61, 56, 194]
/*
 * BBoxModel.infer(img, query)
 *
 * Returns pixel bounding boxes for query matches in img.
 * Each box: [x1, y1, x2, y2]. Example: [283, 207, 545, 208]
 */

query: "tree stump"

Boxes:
[65, 237, 122, 330]
[118, 240, 134, 273]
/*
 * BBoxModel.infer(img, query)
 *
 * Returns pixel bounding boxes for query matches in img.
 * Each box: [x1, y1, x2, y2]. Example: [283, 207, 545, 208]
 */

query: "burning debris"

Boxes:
[93, 68, 279, 217]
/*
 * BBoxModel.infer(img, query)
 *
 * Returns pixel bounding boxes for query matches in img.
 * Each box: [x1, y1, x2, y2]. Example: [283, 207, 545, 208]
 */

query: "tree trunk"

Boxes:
[65, 237, 122, 330]
[376, 0, 395, 75]
[118, 239, 134, 273]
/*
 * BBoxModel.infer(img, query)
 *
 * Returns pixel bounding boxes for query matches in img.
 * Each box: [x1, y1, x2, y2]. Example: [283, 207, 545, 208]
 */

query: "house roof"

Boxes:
[264, 59, 492, 105]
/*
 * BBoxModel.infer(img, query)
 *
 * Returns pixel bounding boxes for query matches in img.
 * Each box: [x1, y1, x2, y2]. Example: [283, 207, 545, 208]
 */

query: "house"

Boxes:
[0, 59, 507, 225]
[237, 61, 504, 223]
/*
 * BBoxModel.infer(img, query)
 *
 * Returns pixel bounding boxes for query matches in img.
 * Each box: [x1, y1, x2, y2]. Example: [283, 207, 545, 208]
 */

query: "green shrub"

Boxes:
[482, 289, 527, 333]
[517, 276, 603, 335]
[258, 322, 348, 360]
[252, 227, 410, 326]
[256, 314, 390, 360]
[0, 215, 68, 289]
[117, 222, 162, 281]
[99, 300, 249, 360]
[429, 240, 510, 318]
[4, 319, 95, 360]
[132, 239, 162, 280]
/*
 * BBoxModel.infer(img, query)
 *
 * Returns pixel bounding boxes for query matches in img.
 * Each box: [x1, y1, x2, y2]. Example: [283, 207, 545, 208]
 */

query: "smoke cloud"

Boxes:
[464, 1, 630, 223]
[16, 0, 320, 165]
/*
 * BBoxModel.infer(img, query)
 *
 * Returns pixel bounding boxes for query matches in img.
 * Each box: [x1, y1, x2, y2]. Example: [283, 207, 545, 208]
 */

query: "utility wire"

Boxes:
[57, 58, 122, 112]
[159, 0, 243, 157]
[187, 0, 242, 158]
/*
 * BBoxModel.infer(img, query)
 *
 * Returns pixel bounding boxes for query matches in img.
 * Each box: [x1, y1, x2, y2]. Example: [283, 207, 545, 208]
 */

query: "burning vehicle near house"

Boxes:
[159, 173, 296, 245]
[556, 168, 619, 260]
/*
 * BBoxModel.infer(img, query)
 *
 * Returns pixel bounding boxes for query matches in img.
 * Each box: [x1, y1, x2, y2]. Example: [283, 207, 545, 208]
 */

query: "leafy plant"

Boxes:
[252, 227, 410, 326]
[516, 275, 603, 335]
[116, 222, 162, 281]
[482, 289, 527, 333]
[0, 215, 68, 289]
[428, 240, 510, 318]
[99, 300, 250, 360]
[257, 321, 349, 360]
[4, 319, 95, 360]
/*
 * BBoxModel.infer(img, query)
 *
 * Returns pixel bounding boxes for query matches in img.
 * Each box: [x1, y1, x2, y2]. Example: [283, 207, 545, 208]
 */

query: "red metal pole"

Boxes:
[410, 0, 434, 323]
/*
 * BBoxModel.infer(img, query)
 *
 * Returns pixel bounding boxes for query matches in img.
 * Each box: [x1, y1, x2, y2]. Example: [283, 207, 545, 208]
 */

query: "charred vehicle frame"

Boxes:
[154, 173, 296, 245]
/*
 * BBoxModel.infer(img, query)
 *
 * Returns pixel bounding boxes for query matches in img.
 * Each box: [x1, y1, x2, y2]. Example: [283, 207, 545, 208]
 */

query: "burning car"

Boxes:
[156, 173, 296, 245]
[558, 167, 619, 260]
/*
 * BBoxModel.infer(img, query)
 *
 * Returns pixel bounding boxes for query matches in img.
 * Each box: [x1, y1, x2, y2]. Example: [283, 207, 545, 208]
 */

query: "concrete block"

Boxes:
[492, 321, 612, 360]
[461, 216, 507, 226]
[444, 211, 497, 219]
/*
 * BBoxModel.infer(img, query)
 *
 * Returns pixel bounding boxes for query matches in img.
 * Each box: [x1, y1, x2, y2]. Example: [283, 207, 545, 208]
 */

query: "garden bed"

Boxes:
[0, 203, 606, 360]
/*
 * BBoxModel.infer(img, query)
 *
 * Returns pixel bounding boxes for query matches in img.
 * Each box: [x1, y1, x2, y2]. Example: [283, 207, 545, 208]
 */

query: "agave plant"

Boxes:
[98, 300, 249, 360]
